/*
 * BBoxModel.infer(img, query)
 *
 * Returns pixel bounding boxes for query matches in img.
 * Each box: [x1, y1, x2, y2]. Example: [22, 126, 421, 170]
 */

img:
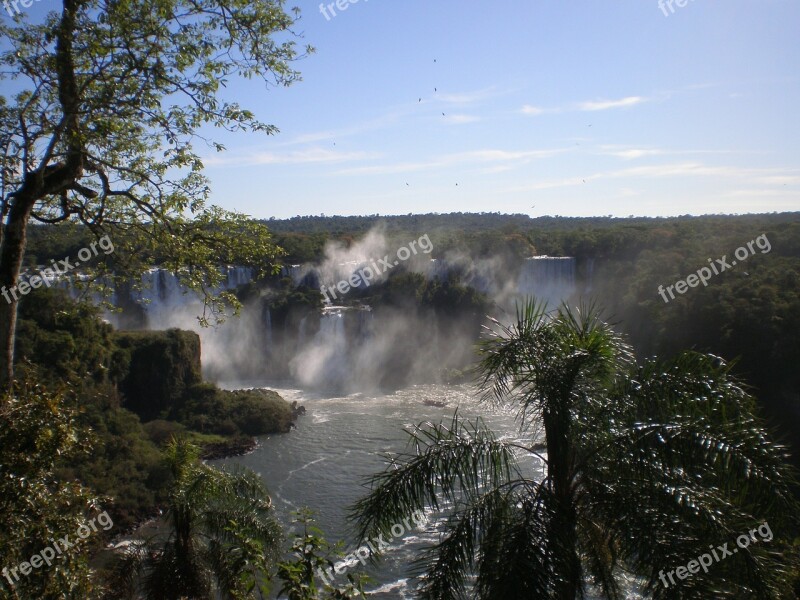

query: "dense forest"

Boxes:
[10, 211, 800, 597]
[251, 212, 800, 473]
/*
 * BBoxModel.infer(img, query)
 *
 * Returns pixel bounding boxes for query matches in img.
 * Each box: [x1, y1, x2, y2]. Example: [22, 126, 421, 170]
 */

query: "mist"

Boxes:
[109, 227, 581, 393]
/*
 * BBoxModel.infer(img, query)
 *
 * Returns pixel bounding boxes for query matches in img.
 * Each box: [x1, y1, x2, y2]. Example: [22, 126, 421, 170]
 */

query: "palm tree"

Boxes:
[351, 301, 798, 599]
[107, 438, 282, 600]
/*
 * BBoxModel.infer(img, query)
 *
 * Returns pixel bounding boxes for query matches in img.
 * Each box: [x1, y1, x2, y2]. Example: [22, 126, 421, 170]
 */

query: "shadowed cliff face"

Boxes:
[113, 329, 202, 421]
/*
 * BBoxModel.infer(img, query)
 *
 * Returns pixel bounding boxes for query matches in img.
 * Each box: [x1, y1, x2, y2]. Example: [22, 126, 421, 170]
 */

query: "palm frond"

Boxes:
[350, 414, 518, 545]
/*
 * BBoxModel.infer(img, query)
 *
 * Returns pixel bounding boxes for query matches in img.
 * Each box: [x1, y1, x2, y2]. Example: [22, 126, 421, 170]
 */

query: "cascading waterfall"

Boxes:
[291, 307, 351, 389]
[115, 266, 254, 329]
[97, 256, 579, 386]
[517, 256, 577, 308]
[265, 306, 273, 349]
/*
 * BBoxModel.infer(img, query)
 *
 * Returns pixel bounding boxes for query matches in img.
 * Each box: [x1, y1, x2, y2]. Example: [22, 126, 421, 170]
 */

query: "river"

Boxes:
[214, 382, 532, 599]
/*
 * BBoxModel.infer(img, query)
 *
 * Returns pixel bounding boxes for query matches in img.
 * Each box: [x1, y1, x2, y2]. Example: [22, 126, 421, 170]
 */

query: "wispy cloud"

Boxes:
[285, 109, 408, 145]
[436, 86, 503, 105]
[602, 147, 664, 159]
[576, 96, 648, 111]
[204, 147, 377, 167]
[521, 104, 546, 116]
[501, 162, 799, 194]
[598, 145, 742, 160]
[444, 114, 481, 125]
[334, 148, 566, 176]
[521, 95, 650, 116]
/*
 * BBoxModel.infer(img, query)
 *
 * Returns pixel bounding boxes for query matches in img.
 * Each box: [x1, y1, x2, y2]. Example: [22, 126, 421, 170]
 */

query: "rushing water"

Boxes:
[213, 383, 533, 599]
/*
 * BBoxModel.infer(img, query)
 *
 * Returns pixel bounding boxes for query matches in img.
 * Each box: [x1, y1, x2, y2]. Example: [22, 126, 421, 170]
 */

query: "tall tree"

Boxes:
[351, 301, 799, 599]
[106, 439, 282, 599]
[0, 0, 311, 386]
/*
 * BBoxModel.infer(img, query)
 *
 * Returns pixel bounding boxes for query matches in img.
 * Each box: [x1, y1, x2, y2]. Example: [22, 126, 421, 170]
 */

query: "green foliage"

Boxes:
[15, 287, 116, 390]
[352, 300, 799, 599]
[275, 233, 330, 264]
[277, 508, 367, 600]
[12, 288, 297, 532]
[261, 213, 536, 236]
[0, 0, 304, 329]
[104, 439, 283, 600]
[0, 383, 100, 599]
[176, 384, 295, 437]
[57, 386, 170, 531]
[112, 329, 203, 421]
[23, 223, 96, 268]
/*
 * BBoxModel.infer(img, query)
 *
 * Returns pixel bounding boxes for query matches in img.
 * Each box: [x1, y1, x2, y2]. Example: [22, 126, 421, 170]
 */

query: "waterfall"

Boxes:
[113, 267, 256, 329]
[425, 259, 449, 281]
[517, 256, 577, 308]
[265, 306, 273, 349]
[298, 315, 308, 348]
[227, 266, 254, 288]
[291, 307, 349, 389]
[281, 265, 305, 286]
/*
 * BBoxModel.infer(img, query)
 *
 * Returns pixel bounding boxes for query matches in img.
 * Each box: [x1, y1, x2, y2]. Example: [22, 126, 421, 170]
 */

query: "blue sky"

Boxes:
[7, 0, 800, 219]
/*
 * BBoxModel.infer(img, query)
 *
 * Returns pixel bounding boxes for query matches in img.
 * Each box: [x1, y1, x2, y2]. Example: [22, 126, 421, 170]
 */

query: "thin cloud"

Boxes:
[577, 96, 647, 111]
[605, 148, 664, 159]
[334, 148, 566, 176]
[599, 145, 743, 160]
[521, 105, 546, 116]
[521, 95, 649, 116]
[285, 109, 408, 145]
[501, 162, 799, 194]
[436, 86, 504, 105]
[444, 114, 481, 124]
[204, 148, 376, 167]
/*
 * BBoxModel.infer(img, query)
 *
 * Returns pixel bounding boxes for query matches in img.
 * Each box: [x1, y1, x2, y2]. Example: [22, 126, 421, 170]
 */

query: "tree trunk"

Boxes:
[0, 193, 38, 389]
[0, 0, 84, 390]
[544, 401, 581, 600]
